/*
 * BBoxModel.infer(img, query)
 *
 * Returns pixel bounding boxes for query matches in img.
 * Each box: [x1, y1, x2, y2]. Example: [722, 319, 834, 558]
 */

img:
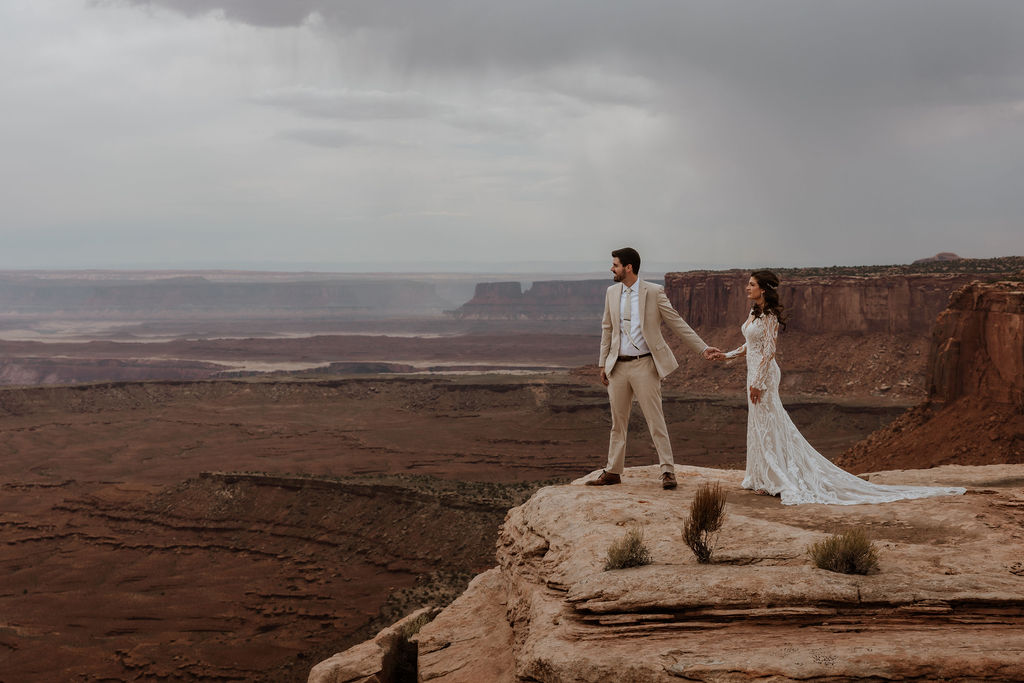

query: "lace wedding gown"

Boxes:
[724, 314, 966, 505]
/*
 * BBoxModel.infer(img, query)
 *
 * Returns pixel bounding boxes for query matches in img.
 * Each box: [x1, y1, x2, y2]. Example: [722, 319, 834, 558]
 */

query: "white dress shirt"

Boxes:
[619, 283, 651, 356]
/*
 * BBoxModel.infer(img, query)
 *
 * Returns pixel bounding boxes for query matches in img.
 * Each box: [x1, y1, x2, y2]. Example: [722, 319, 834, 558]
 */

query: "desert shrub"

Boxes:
[808, 528, 879, 575]
[682, 482, 727, 563]
[604, 523, 652, 570]
[398, 611, 432, 639]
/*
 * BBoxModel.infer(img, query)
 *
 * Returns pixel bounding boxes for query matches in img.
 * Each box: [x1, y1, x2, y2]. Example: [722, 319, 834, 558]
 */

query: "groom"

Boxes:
[587, 247, 719, 490]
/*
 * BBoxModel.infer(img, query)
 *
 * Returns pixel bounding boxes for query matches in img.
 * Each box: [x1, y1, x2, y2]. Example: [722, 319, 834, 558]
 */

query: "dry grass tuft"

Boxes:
[604, 523, 652, 570]
[398, 611, 432, 639]
[808, 528, 879, 575]
[682, 482, 727, 563]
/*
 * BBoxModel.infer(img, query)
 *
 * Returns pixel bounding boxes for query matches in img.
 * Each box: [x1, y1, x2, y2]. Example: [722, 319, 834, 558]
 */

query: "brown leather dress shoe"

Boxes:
[661, 472, 678, 489]
[585, 471, 621, 486]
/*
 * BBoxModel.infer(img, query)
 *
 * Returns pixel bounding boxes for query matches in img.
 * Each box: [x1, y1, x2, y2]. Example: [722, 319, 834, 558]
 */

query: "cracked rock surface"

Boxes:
[416, 463, 1024, 682]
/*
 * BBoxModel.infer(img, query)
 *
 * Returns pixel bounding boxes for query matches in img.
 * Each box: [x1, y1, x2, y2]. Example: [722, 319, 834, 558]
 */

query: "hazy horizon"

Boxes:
[1, 252, 1015, 277]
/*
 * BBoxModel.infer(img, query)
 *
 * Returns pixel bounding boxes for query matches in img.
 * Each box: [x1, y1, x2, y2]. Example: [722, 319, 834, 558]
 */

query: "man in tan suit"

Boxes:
[587, 247, 719, 489]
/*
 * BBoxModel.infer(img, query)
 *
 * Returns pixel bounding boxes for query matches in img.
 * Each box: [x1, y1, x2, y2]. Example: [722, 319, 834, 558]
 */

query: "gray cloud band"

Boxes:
[110, 1, 1024, 260]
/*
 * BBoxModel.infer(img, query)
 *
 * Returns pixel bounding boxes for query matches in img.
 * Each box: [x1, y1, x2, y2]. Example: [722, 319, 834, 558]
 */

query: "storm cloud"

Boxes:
[2, 0, 1022, 269]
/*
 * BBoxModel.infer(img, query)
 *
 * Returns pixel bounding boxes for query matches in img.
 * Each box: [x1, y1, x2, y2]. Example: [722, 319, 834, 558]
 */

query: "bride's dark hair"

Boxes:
[751, 270, 788, 330]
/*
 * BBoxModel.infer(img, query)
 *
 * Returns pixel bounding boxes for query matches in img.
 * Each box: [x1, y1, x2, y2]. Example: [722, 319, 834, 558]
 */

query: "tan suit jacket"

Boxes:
[599, 280, 707, 380]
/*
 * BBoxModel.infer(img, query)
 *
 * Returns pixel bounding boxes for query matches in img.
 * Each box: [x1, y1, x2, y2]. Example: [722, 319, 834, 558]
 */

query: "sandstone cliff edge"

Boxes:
[311, 464, 1024, 682]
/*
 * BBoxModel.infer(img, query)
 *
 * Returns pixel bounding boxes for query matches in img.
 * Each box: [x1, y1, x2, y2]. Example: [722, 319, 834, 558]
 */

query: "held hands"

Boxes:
[704, 347, 726, 362]
[701, 343, 760, 401]
[702, 346, 723, 361]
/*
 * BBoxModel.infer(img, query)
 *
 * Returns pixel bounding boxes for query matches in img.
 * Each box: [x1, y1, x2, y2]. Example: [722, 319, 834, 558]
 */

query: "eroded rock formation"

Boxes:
[451, 280, 621, 319]
[927, 277, 1024, 405]
[314, 464, 1024, 681]
[457, 259, 1023, 399]
[661, 265, 1024, 399]
[0, 470, 509, 682]
[664, 271, 981, 333]
[838, 276, 1024, 473]
[453, 258, 1024, 330]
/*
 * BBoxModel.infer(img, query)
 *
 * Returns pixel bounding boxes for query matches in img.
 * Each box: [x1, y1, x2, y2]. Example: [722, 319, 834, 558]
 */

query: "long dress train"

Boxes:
[724, 313, 966, 505]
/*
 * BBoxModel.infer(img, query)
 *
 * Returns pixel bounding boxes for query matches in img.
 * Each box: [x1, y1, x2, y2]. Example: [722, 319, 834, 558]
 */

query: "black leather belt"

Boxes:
[617, 353, 652, 362]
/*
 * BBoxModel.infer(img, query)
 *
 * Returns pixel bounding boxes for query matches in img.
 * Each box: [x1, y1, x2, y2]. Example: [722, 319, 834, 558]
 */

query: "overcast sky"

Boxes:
[2, 1, 1022, 271]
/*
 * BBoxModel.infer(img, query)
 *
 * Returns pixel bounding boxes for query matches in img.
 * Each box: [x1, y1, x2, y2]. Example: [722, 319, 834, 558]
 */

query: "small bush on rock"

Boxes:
[398, 612, 431, 640]
[604, 523, 652, 570]
[808, 528, 879, 575]
[682, 482, 727, 563]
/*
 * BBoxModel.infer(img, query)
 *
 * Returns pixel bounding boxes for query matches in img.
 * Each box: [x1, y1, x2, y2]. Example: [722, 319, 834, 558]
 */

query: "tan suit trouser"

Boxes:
[604, 356, 674, 474]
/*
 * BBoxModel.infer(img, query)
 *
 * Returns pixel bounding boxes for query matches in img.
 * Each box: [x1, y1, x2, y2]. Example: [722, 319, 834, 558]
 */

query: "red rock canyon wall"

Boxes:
[663, 271, 983, 334]
[927, 277, 1024, 406]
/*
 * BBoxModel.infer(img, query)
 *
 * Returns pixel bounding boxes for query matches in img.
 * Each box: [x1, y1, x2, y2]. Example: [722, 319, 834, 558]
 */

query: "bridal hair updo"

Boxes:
[751, 270, 788, 330]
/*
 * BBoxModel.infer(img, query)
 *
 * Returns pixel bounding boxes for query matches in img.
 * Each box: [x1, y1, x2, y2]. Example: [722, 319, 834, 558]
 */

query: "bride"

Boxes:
[712, 270, 965, 505]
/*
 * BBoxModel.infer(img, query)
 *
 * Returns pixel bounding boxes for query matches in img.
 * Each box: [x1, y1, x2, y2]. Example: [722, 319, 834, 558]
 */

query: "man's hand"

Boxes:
[702, 346, 722, 360]
[749, 386, 763, 404]
[600, 369, 609, 386]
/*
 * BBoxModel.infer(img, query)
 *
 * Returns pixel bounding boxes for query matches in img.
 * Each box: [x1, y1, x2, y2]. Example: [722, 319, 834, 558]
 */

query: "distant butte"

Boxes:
[913, 252, 961, 263]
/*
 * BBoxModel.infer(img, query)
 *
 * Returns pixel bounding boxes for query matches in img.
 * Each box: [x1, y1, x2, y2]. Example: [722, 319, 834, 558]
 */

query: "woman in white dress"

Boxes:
[713, 270, 965, 505]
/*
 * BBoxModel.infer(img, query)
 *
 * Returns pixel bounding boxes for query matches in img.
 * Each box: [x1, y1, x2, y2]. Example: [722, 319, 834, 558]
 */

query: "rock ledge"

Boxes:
[416, 464, 1024, 681]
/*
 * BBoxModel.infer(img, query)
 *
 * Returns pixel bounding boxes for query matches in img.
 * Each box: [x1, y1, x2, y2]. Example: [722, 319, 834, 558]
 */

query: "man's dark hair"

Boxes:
[611, 247, 641, 275]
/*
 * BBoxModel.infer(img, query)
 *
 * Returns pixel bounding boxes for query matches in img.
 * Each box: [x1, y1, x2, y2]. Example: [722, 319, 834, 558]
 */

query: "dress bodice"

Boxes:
[740, 314, 779, 391]
[740, 317, 762, 352]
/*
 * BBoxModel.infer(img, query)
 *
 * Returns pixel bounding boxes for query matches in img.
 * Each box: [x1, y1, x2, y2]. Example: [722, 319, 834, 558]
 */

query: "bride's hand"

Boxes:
[749, 386, 763, 404]
[703, 347, 725, 361]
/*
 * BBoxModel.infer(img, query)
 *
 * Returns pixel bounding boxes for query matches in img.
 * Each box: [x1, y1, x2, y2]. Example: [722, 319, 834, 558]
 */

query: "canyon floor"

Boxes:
[0, 317, 600, 385]
[0, 374, 908, 682]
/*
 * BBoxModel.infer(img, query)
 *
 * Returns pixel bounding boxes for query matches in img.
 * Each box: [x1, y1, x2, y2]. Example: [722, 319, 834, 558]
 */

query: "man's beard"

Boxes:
[612, 272, 623, 282]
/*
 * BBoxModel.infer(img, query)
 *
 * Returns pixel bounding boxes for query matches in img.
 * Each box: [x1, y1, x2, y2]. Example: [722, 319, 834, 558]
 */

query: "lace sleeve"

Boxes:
[752, 314, 779, 390]
[723, 344, 746, 359]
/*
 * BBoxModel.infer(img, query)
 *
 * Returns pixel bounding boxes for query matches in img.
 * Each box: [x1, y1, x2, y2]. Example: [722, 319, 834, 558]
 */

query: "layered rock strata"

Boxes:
[839, 276, 1024, 472]
[319, 464, 1024, 681]
[453, 257, 1024, 325]
[664, 271, 982, 334]
[0, 471, 508, 682]
[927, 277, 1024, 405]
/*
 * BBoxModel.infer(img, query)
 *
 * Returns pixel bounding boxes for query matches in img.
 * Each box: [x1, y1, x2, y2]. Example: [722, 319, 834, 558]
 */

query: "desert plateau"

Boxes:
[12, 4, 1024, 680]
[1, 258, 1022, 682]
